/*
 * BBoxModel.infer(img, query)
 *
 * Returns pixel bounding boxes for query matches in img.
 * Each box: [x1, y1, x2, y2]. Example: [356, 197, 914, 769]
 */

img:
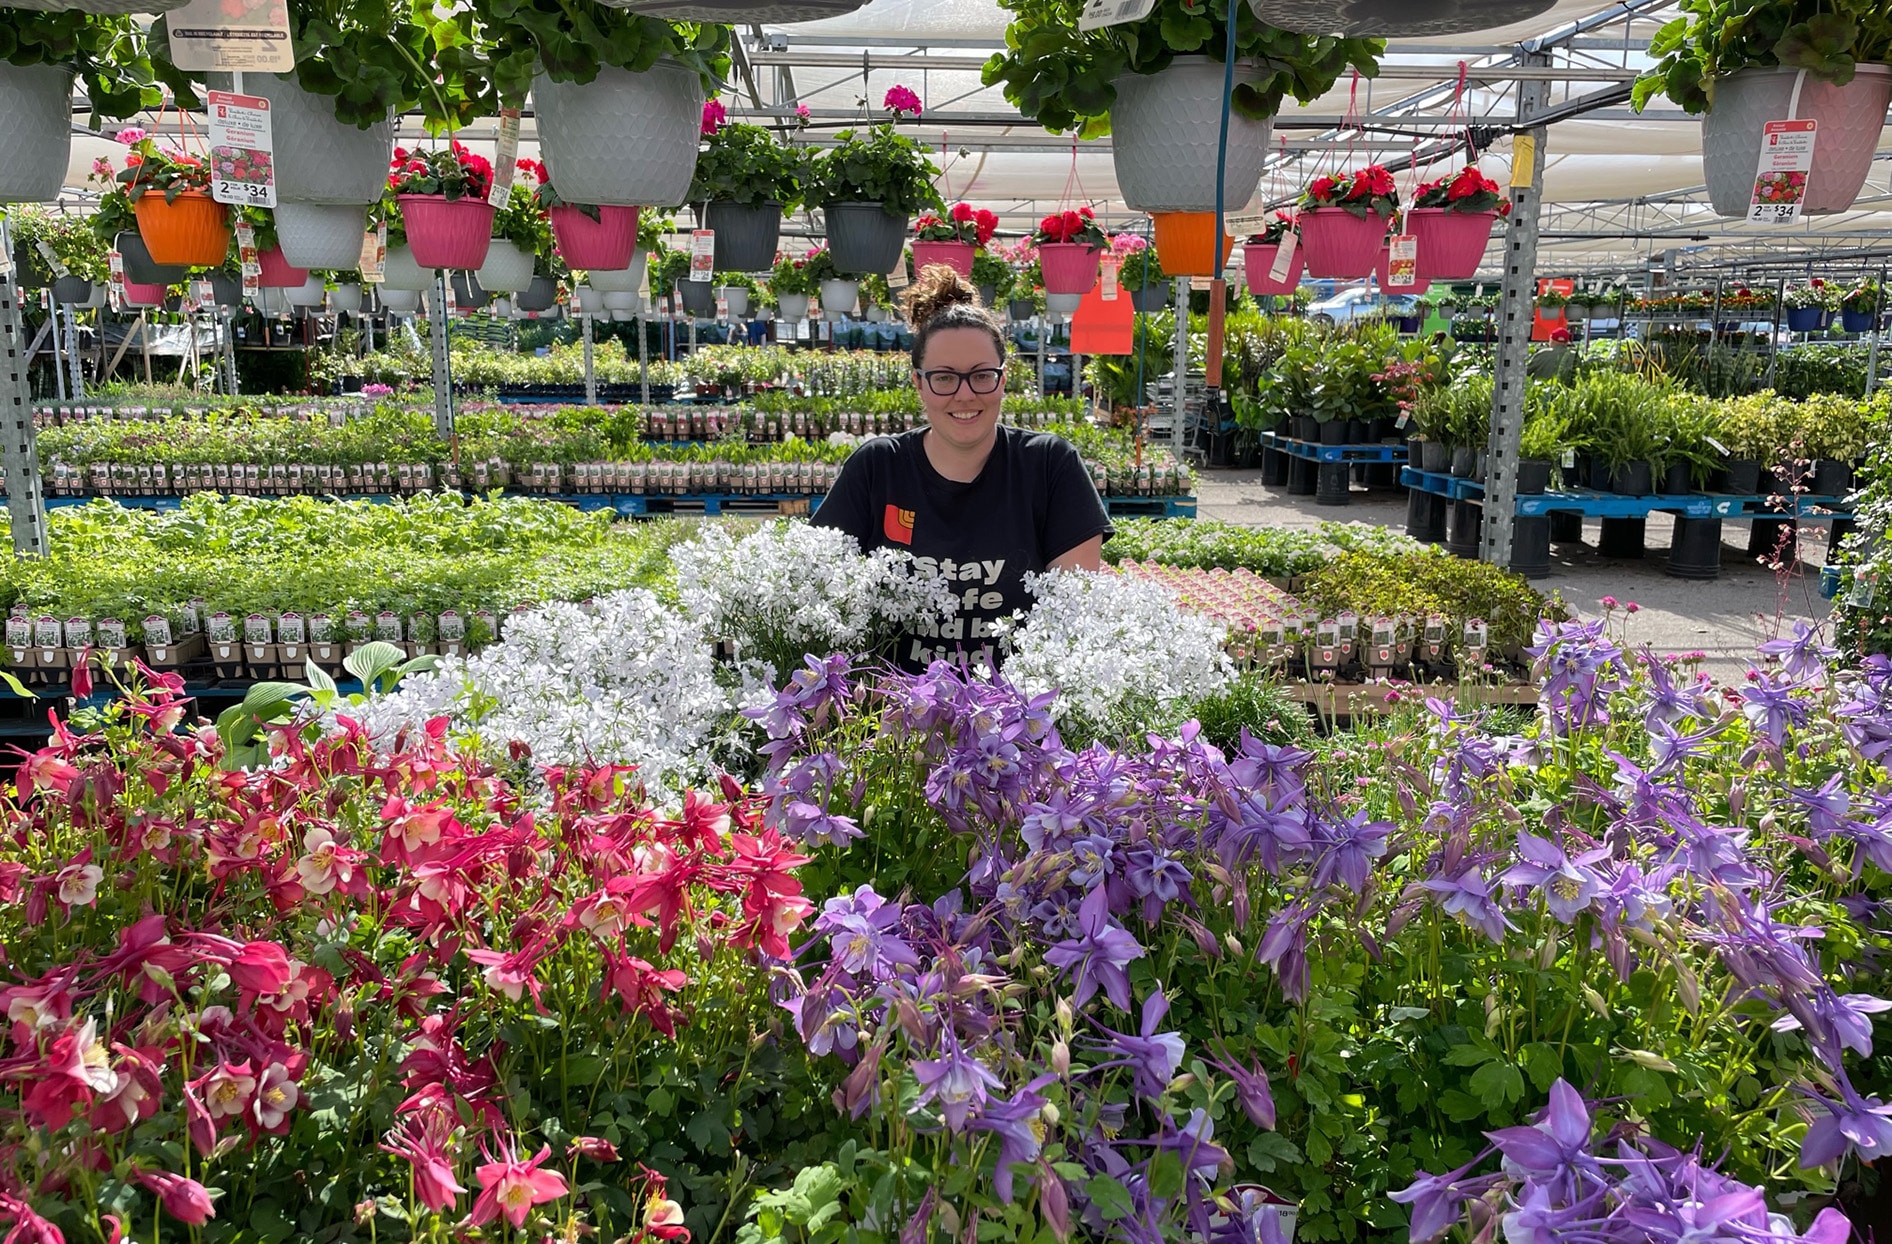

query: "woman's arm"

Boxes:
[1049, 535, 1104, 571]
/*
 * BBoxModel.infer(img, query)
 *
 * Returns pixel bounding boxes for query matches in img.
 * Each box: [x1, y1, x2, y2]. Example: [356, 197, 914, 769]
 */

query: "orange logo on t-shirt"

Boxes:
[883, 504, 915, 545]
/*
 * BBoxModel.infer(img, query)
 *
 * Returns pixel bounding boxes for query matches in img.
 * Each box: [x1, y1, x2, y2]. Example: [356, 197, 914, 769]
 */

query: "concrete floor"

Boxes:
[1193, 469, 1836, 682]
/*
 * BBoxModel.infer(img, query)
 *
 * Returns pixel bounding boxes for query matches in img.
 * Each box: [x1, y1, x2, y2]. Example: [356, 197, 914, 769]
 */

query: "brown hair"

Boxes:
[903, 263, 1006, 370]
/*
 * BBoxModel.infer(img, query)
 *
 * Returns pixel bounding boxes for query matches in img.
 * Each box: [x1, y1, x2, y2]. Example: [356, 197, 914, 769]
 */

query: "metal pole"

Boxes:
[1765, 277, 1783, 389]
[1868, 264, 1887, 396]
[63, 303, 84, 400]
[50, 299, 65, 402]
[429, 270, 454, 438]
[637, 314, 650, 405]
[582, 312, 596, 406]
[1171, 276, 1189, 463]
[222, 310, 239, 395]
[1481, 52, 1551, 570]
[0, 215, 48, 555]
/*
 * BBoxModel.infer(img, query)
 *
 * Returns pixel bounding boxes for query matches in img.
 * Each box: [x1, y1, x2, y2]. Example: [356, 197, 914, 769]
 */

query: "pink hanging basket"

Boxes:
[1038, 242, 1101, 295]
[1299, 207, 1391, 280]
[397, 194, 496, 271]
[257, 248, 309, 289]
[550, 204, 640, 272]
[1374, 246, 1432, 295]
[1407, 207, 1498, 281]
[1242, 241, 1304, 295]
[911, 240, 975, 279]
[121, 279, 167, 307]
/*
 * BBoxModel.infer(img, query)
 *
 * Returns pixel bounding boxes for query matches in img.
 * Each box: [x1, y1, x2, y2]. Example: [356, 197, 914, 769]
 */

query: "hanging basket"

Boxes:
[121, 278, 168, 307]
[1039, 242, 1101, 295]
[115, 231, 188, 286]
[570, 285, 606, 314]
[1701, 65, 1892, 216]
[1109, 56, 1273, 212]
[598, 0, 867, 22]
[274, 202, 370, 270]
[1299, 207, 1390, 280]
[207, 271, 243, 308]
[0, 64, 73, 204]
[603, 290, 642, 312]
[1132, 283, 1169, 312]
[476, 240, 536, 294]
[703, 200, 782, 272]
[533, 60, 703, 207]
[1245, 0, 1553, 37]
[819, 277, 859, 317]
[675, 279, 716, 317]
[208, 71, 392, 204]
[134, 191, 231, 267]
[1242, 241, 1303, 295]
[1045, 291, 1082, 320]
[449, 271, 491, 308]
[380, 245, 433, 292]
[329, 282, 364, 314]
[379, 287, 422, 316]
[516, 275, 559, 312]
[1374, 246, 1431, 294]
[776, 292, 810, 322]
[587, 249, 649, 293]
[285, 275, 327, 308]
[1786, 306, 1824, 332]
[51, 275, 91, 305]
[257, 247, 310, 289]
[723, 287, 751, 319]
[550, 204, 639, 272]
[1407, 207, 1498, 280]
[911, 240, 976, 279]
[397, 195, 495, 271]
[824, 203, 907, 277]
[1150, 212, 1231, 277]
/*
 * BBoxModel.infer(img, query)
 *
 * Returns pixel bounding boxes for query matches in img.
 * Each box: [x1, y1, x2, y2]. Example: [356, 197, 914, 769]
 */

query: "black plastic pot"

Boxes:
[1406, 489, 1447, 543]
[51, 275, 90, 305]
[703, 200, 782, 273]
[1589, 457, 1612, 491]
[1658, 462, 1693, 496]
[1344, 418, 1366, 444]
[1598, 516, 1646, 559]
[1445, 500, 1481, 559]
[1008, 298, 1036, 321]
[1610, 461, 1653, 495]
[1132, 285, 1168, 313]
[977, 284, 997, 308]
[1315, 462, 1352, 505]
[1420, 440, 1451, 474]
[677, 279, 717, 317]
[11, 240, 41, 289]
[1667, 516, 1723, 580]
[1287, 455, 1316, 496]
[1811, 459, 1853, 498]
[1749, 517, 1796, 561]
[1260, 447, 1289, 486]
[1550, 512, 1584, 544]
[1511, 516, 1551, 579]
[449, 271, 490, 308]
[1517, 458, 1553, 496]
[1450, 446, 1476, 478]
[824, 202, 906, 277]
[116, 231, 188, 286]
[1726, 459, 1762, 494]
[1318, 420, 1346, 446]
[515, 275, 559, 312]
[1473, 452, 1488, 484]
[207, 272, 243, 308]
[1829, 518, 1857, 559]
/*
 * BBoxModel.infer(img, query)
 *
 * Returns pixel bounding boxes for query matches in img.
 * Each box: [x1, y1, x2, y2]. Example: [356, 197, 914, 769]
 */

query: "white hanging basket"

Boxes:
[328, 282, 364, 314]
[207, 71, 392, 203]
[284, 276, 327, 308]
[0, 64, 72, 204]
[378, 287, 422, 315]
[1109, 56, 1272, 213]
[587, 250, 649, 292]
[1245, 0, 1552, 37]
[1701, 65, 1892, 216]
[603, 290, 643, 312]
[274, 202, 370, 270]
[570, 284, 606, 314]
[721, 287, 750, 319]
[598, 0, 867, 22]
[2, 0, 186, 12]
[532, 60, 703, 207]
[476, 240, 536, 294]
[819, 277, 858, 317]
[381, 245, 434, 292]
[776, 292, 810, 322]
[1045, 291, 1082, 319]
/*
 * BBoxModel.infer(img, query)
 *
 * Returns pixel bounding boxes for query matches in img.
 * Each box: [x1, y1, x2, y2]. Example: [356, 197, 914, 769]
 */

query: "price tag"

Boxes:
[35, 240, 66, 280]
[1101, 256, 1119, 301]
[715, 294, 728, 321]
[1561, 447, 1577, 469]
[886, 260, 909, 291]
[106, 250, 126, 311]
[207, 89, 275, 208]
[360, 222, 386, 283]
[487, 108, 521, 208]
[1464, 618, 1489, 648]
[689, 229, 715, 283]
[1079, 0, 1156, 30]
[1749, 120, 1816, 224]
[1849, 569, 1879, 609]
[1268, 231, 1298, 284]
[234, 219, 260, 298]
[1384, 233, 1418, 290]
[164, 0, 293, 71]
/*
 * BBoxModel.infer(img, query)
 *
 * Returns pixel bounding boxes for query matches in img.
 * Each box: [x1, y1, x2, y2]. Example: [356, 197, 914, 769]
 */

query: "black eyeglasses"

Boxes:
[917, 366, 1006, 396]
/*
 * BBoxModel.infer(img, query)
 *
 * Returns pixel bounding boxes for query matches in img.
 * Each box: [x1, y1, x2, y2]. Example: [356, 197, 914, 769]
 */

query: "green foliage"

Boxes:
[811, 126, 944, 221]
[1103, 516, 1422, 577]
[1117, 244, 1164, 292]
[690, 122, 810, 209]
[10, 206, 109, 284]
[1303, 547, 1565, 652]
[1636, 0, 1892, 113]
[970, 250, 1014, 301]
[491, 181, 552, 266]
[0, 10, 154, 120]
[476, 0, 729, 103]
[1185, 670, 1314, 752]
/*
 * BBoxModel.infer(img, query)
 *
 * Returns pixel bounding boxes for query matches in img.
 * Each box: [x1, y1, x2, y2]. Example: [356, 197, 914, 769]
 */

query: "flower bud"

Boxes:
[1537, 934, 1558, 970]
[1050, 1041, 1070, 1076]
[1055, 997, 1073, 1033]
[1582, 984, 1609, 1017]
[1224, 933, 1244, 958]
[1041, 1101, 1060, 1127]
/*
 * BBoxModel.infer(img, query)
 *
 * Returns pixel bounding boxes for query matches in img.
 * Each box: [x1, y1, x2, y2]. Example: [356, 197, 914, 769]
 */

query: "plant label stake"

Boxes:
[689, 230, 715, 283]
[1268, 232, 1298, 284]
[235, 220, 260, 301]
[488, 109, 522, 208]
[1748, 120, 1816, 224]
[1385, 234, 1418, 289]
[1078, 0, 1155, 31]
[360, 223, 386, 283]
[207, 90, 276, 209]
[1101, 257, 1119, 301]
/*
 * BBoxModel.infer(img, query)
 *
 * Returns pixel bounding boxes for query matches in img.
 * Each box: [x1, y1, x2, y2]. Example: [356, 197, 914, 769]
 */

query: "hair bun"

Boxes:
[901, 263, 979, 328]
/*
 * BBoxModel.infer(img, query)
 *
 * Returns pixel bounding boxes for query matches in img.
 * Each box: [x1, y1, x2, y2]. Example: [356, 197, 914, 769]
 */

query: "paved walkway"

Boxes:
[1194, 469, 1836, 681]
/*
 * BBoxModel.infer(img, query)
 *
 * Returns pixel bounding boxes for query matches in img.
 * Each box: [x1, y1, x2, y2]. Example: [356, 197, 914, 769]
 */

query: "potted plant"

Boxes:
[233, 208, 314, 289]
[1242, 212, 1302, 296]
[803, 246, 857, 317]
[1635, 0, 1892, 216]
[768, 250, 817, 322]
[970, 248, 1014, 308]
[689, 104, 807, 272]
[912, 202, 997, 279]
[652, 245, 712, 317]
[118, 138, 229, 267]
[1408, 165, 1508, 280]
[1535, 287, 1569, 314]
[718, 271, 757, 320]
[1119, 240, 1169, 311]
[0, 12, 150, 204]
[1034, 206, 1106, 295]
[981, 0, 1380, 212]
[1783, 281, 1834, 332]
[1516, 410, 1565, 495]
[89, 156, 186, 287]
[1151, 208, 1231, 278]
[1299, 165, 1395, 280]
[1841, 279, 1881, 332]
[530, 157, 640, 277]
[1564, 289, 1605, 322]
[484, 2, 729, 208]
[387, 143, 495, 271]
[810, 87, 943, 276]
[479, 182, 547, 294]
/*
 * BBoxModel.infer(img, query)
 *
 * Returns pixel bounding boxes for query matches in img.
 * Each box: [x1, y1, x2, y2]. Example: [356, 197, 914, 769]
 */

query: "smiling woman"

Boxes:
[810, 264, 1113, 670]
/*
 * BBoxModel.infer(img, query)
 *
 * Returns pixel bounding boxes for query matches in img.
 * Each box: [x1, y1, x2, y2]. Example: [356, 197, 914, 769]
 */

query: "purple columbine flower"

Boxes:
[912, 1033, 1004, 1132]
[1388, 1159, 1493, 1244]
[1069, 834, 1118, 888]
[1311, 811, 1391, 894]
[1757, 621, 1837, 683]
[1090, 987, 1187, 1101]
[1256, 902, 1315, 1002]
[1790, 773, 1852, 840]
[1420, 863, 1514, 944]
[1486, 1079, 1594, 1187]
[1124, 848, 1192, 922]
[1740, 672, 1810, 747]
[1499, 831, 1607, 924]
[778, 798, 865, 847]
[969, 1076, 1054, 1201]
[1207, 1041, 1276, 1130]
[1044, 884, 1146, 1011]
[1798, 1075, 1892, 1167]
[1774, 988, 1892, 1062]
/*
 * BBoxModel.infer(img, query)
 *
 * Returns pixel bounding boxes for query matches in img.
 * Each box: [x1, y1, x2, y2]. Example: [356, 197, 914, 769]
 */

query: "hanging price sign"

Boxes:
[360, 222, 387, 283]
[1268, 231, 1298, 284]
[207, 90, 276, 208]
[1100, 256, 1120, 301]
[1749, 119, 1816, 224]
[1384, 234, 1418, 289]
[689, 230, 715, 282]
[164, 0, 293, 71]
[487, 109, 521, 208]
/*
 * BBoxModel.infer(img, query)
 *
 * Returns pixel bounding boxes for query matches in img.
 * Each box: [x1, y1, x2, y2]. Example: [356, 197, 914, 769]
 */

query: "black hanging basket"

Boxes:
[677, 279, 717, 317]
[824, 202, 906, 277]
[703, 200, 783, 273]
[117, 231, 189, 286]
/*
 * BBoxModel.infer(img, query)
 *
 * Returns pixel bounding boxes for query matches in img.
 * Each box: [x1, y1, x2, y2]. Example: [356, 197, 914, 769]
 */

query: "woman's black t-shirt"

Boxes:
[812, 425, 1114, 669]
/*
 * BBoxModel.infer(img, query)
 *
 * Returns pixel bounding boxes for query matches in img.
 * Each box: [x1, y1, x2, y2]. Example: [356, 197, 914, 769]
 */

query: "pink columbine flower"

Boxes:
[883, 85, 922, 118]
[197, 1059, 256, 1122]
[295, 826, 358, 895]
[134, 1170, 217, 1226]
[380, 1113, 466, 1213]
[568, 1136, 619, 1163]
[56, 860, 103, 907]
[252, 1062, 300, 1132]
[701, 97, 727, 135]
[470, 1143, 568, 1229]
[227, 940, 292, 995]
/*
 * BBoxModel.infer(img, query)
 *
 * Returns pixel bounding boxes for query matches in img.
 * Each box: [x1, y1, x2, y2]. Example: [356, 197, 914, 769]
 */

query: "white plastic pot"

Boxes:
[476, 240, 536, 293]
[284, 276, 327, 308]
[328, 283, 364, 314]
[380, 245, 434, 292]
[603, 290, 643, 312]
[1045, 291, 1082, 319]
[722, 287, 750, 319]
[274, 202, 369, 270]
[865, 304, 888, 323]
[378, 287, 422, 316]
[0, 64, 72, 203]
[819, 278, 859, 317]
[1701, 65, 1892, 216]
[776, 292, 810, 322]
[1109, 56, 1272, 213]
[533, 60, 703, 207]
[490, 296, 513, 318]
[1245, 0, 1553, 37]
[571, 285, 607, 314]
[208, 71, 392, 203]
[587, 249, 649, 292]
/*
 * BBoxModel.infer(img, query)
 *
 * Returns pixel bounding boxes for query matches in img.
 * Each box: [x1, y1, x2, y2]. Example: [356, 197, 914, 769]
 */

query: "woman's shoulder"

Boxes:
[845, 428, 928, 462]
[999, 425, 1085, 465]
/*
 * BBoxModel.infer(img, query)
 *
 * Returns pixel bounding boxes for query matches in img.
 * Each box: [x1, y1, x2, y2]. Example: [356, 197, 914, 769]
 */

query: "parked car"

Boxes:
[1306, 287, 1425, 325]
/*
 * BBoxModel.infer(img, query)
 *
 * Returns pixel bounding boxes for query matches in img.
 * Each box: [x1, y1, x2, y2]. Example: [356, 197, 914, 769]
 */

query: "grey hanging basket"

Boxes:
[1109, 57, 1271, 212]
[1132, 283, 1169, 313]
[677, 279, 717, 317]
[116, 232, 189, 286]
[207, 71, 393, 204]
[516, 274, 559, 312]
[450, 271, 491, 308]
[703, 200, 783, 273]
[1245, 0, 1553, 36]
[0, 63, 72, 204]
[598, 0, 867, 21]
[52, 275, 92, 305]
[824, 202, 905, 277]
[533, 60, 703, 208]
[1700, 65, 1892, 216]
[208, 271, 244, 308]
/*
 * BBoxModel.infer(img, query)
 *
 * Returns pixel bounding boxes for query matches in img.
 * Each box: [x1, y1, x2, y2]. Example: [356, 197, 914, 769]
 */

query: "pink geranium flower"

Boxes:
[883, 85, 922, 118]
[470, 1142, 568, 1229]
[701, 97, 727, 135]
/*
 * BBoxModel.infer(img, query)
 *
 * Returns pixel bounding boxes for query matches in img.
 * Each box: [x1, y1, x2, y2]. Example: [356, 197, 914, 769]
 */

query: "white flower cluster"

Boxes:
[350, 589, 727, 800]
[671, 520, 955, 675]
[1003, 568, 1233, 738]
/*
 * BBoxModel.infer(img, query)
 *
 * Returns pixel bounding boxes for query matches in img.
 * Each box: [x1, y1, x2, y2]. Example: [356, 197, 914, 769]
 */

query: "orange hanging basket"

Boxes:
[134, 191, 232, 267]
[1150, 212, 1232, 277]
